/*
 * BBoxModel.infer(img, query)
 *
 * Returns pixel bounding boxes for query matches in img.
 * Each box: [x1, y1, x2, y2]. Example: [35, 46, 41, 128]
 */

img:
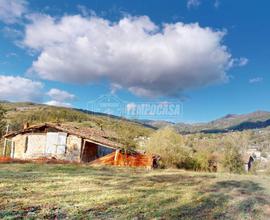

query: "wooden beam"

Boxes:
[2, 138, 7, 157]
[5, 124, 9, 134]
[11, 141, 15, 158]
[83, 138, 117, 150]
[80, 139, 86, 162]
[114, 149, 120, 165]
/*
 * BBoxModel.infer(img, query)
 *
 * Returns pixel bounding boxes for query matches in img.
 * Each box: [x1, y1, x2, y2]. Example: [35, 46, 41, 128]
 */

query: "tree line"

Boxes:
[143, 127, 251, 173]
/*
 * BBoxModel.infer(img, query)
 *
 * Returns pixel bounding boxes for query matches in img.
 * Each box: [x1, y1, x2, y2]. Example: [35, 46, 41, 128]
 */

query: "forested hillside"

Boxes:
[0, 102, 154, 147]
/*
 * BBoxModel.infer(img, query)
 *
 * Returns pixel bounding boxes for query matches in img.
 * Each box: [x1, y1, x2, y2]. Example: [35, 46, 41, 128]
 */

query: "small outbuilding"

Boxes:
[2, 123, 154, 168]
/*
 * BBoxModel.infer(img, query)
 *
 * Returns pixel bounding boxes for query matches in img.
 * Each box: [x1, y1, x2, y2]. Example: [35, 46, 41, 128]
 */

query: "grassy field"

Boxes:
[0, 164, 270, 219]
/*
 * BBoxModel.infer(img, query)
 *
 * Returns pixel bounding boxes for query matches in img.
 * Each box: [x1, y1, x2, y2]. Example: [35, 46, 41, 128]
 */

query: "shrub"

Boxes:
[0, 105, 6, 138]
[145, 127, 193, 168]
[222, 144, 244, 174]
[249, 160, 260, 174]
[265, 162, 270, 175]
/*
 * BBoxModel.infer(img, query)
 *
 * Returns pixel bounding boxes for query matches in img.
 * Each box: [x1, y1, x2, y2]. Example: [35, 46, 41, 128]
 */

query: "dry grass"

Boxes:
[0, 163, 270, 219]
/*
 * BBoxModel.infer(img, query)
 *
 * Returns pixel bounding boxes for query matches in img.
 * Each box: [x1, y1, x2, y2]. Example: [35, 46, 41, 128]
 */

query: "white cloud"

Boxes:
[44, 100, 72, 108]
[238, 57, 249, 66]
[187, 0, 221, 9]
[47, 88, 75, 102]
[24, 14, 233, 97]
[110, 83, 122, 94]
[2, 26, 23, 39]
[187, 0, 201, 9]
[77, 5, 96, 17]
[229, 57, 249, 67]
[0, 75, 43, 101]
[46, 88, 75, 107]
[249, 77, 263, 84]
[0, 0, 27, 24]
[214, 0, 220, 8]
[5, 52, 17, 58]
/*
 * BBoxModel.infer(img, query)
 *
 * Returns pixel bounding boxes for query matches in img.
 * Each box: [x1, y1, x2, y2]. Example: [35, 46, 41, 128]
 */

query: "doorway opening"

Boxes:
[81, 141, 115, 163]
[81, 141, 98, 163]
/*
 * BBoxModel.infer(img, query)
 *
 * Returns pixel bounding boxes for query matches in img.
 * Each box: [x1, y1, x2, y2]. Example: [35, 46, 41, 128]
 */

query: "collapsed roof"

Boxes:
[4, 123, 121, 149]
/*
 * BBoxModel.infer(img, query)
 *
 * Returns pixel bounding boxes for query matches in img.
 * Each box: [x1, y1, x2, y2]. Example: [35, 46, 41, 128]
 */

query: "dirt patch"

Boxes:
[0, 156, 79, 165]
[32, 157, 78, 164]
[0, 157, 29, 163]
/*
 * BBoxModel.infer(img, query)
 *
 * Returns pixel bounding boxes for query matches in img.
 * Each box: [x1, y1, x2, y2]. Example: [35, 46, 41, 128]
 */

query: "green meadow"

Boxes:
[0, 163, 269, 219]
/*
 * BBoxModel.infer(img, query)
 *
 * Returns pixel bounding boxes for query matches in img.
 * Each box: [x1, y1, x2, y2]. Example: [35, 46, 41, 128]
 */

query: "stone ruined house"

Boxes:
[2, 123, 154, 168]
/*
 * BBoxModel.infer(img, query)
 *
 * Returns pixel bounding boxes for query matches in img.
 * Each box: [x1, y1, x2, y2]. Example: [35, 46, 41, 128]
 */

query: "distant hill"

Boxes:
[2, 101, 270, 136]
[134, 119, 174, 129]
[94, 109, 270, 133]
[174, 111, 270, 134]
[0, 101, 154, 145]
[136, 111, 270, 133]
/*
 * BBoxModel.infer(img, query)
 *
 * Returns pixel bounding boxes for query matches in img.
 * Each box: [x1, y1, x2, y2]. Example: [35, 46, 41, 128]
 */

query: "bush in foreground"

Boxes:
[222, 144, 244, 174]
[145, 127, 193, 168]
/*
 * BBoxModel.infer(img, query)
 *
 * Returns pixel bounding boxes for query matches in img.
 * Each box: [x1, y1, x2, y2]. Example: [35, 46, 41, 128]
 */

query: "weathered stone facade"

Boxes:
[65, 135, 82, 162]
[11, 134, 27, 159]
[10, 133, 82, 161]
[25, 134, 46, 159]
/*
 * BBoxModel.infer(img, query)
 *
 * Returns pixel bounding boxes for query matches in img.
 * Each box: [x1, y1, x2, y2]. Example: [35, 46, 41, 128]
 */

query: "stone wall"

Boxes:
[11, 134, 27, 159]
[10, 133, 82, 161]
[65, 135, 82, 162]
[25, 134, 46, 159]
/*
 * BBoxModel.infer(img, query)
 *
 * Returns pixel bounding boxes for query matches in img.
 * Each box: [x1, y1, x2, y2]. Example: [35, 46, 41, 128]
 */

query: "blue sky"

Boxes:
[0, 0, 269, 123]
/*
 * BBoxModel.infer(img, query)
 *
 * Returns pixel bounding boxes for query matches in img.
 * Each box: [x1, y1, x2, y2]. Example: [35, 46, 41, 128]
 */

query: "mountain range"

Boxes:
[2, 101, 270, 134]
[138, 111, 270, 134]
